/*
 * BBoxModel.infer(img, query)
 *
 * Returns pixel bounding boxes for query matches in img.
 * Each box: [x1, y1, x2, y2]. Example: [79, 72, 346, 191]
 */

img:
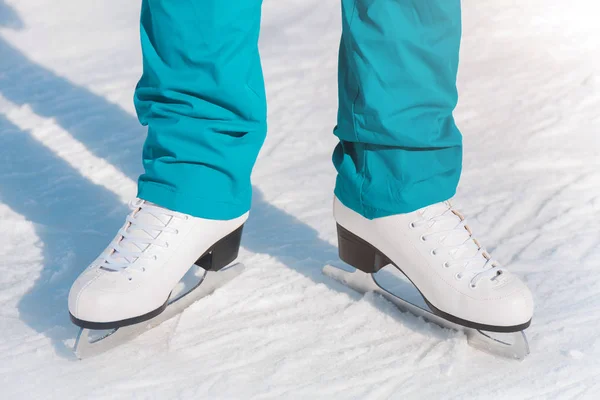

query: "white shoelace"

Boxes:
[99, 199, 186, 274]
[412, 202, 505, 288]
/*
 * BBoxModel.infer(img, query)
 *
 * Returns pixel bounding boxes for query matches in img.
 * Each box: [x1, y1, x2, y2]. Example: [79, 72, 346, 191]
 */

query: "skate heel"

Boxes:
[337, 224, 391, 274]
[195, 225, 244, 271]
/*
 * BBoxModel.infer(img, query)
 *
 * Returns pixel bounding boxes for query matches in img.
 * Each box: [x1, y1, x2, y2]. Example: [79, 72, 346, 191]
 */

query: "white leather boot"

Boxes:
[334, 197, 533, 332]
[68, 199, 247, 329]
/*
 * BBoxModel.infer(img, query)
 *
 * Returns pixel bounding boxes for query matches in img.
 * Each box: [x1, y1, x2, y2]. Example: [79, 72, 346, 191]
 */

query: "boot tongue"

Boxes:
[420, 202, 452, 221]
[421, 202, 460, 233]
[421, 202, 481, 260]
[112, 203, 172, 264]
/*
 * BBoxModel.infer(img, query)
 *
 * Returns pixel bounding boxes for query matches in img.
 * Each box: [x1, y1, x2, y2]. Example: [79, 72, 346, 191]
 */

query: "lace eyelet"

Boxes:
[430, 249, 437, 256]
[409, 222, 416, 229]
[128, 277, 133, 281]
[165, 242, 170, 248]
[454, 273, 462, 281]
[443, 262, 450, 269]
[185, 216, 190, 220]
[153, 255, 158, 261]
[469, 283, 477, 289]
[174, 229, 180, 235]
[420, 235, 427, 242]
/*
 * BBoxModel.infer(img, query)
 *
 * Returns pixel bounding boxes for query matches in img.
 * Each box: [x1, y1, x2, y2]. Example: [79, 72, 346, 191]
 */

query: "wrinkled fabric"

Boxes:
[135, 0, 266, 220]
[135, 0, 463, 220]
[334, 0, 463, 218]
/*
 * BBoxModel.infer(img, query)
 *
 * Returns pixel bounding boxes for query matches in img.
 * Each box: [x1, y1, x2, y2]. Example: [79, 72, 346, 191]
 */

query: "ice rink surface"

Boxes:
[0, 1, 599, 398]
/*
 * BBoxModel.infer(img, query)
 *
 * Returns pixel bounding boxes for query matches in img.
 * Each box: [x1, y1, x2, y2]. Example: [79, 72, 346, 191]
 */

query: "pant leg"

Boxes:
[334, 0, 463, 219]
[135, 0, 266, 220]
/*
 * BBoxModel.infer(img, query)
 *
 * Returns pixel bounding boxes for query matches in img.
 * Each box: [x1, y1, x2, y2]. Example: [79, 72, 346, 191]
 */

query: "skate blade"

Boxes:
[323, 264, 530, 361]
[73, 262, 245, 359]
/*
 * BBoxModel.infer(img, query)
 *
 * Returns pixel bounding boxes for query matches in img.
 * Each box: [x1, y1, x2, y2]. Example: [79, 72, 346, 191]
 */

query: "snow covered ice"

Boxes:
[1, 0, 600, 398]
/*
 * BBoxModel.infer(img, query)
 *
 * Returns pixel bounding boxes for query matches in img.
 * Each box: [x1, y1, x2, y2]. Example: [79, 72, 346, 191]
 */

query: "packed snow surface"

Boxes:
[1, 0, 599, 398]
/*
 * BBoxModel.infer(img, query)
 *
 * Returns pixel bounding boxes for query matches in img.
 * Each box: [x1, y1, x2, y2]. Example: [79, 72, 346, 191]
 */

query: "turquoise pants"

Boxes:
[135, 0, 463, 220]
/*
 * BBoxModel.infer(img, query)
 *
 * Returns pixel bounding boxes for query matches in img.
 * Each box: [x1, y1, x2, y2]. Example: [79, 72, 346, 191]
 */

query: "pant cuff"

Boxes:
[334, 175, 456, 220]
[138, 181, 250, 220]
